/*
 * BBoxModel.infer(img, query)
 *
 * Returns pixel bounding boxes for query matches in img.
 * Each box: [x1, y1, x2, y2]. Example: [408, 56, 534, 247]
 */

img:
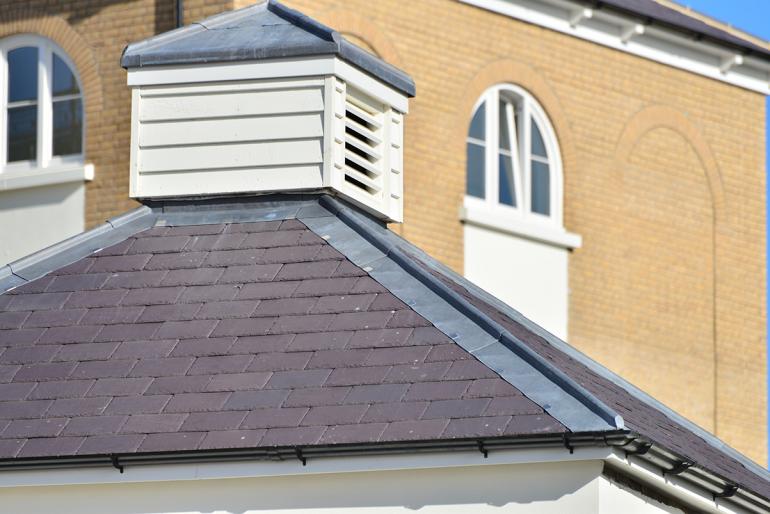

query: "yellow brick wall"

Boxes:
[1, 0, 766, 464]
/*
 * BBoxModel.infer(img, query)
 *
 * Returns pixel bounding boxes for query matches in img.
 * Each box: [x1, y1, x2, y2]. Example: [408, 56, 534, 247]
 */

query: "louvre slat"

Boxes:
[344, 166, 382, 192]
[345, 117, 382, 145]
[344, 134, 381, 160]
[344, 149, 382, 177]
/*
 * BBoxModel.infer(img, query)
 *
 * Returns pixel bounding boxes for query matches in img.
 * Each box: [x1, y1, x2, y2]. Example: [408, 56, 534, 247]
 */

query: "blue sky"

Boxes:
[677, 0, 770, 462]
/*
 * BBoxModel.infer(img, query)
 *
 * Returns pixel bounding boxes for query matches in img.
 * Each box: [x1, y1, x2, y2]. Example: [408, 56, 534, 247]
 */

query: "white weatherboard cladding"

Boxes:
[129, 64, 407, 222]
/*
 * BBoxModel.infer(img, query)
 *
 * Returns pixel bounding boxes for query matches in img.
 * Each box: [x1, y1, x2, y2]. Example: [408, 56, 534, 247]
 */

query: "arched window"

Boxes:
[466, 84, 562, 227]
[0, 35, 83, 171]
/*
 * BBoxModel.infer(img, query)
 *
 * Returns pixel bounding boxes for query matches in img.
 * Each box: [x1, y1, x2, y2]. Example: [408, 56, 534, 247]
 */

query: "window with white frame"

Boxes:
[1, 35, 83, 172]
[466, 84, 563, 229]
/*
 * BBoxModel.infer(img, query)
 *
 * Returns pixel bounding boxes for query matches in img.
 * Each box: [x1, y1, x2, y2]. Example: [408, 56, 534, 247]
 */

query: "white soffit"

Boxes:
[459, 0, 770, 94]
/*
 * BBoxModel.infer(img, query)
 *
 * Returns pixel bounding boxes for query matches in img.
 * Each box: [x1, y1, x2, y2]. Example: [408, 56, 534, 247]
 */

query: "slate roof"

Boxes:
[0, 195, 768, 509]
[121, 0, 415, 97]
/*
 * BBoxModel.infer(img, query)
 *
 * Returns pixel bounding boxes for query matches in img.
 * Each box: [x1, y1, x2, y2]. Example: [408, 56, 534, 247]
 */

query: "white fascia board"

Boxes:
[126, 57, 409, 112]
[0, 446, 611, 488]
[458, 0, 770, 95]
[0, 163, 94, 192]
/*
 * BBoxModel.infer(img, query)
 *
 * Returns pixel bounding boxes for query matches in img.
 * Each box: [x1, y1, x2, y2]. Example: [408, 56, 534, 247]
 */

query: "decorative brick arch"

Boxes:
[456, 59, 577, 180]
[0, 14, 103, 127]
[314, 9, 404, 68]
[614, 105, 725, 223]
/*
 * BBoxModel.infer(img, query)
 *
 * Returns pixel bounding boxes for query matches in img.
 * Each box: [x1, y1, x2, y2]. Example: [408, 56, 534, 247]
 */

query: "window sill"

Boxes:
[459, 203, 582, 249]
[0, 163, 94, 192]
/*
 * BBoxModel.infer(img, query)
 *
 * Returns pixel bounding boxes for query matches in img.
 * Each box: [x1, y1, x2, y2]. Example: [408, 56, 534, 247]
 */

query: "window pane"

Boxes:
[8, 47, 38, 103]
[466, 142, 485, 198]
[8, 105, 37, 162]
[53, 98, 83, 156]
[52, 54, 80, 96]
[531, 160, 550, 215]
[499, 101, 512, 151]
[468, 102, 485, 140]
[499, 153, 517, 207]
[531, 120, 548, 159]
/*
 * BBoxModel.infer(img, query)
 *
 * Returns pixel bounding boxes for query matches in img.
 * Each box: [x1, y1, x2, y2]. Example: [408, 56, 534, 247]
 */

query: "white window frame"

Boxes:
[0, 34, 91, 191]
[462, 84, 580, 249]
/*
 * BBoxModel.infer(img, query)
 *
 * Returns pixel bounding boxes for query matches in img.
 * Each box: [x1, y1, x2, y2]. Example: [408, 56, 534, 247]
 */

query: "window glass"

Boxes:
[499, 101, 511, 151]
[52, 54, 79, 96]
[531, 120, 548, 159]
[466, 142, 485, 198]
[531, 161, 550, 215]
[499, 153, 517, 206]
[8, 47, 38, 103]
[8, 105, 37, 162]
[53, 98, 82, 156]
[468, 102, 485, 141]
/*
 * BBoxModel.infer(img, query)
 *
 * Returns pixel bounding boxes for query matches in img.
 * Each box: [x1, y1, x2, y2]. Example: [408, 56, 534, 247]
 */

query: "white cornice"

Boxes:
[459, 0, 770, 95]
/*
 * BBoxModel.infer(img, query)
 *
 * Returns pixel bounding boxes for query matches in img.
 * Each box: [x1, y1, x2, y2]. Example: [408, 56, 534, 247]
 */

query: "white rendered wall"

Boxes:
[599, 475, 684, 514]
[0, 182, 85, 266]
[464, 223, 568, 339]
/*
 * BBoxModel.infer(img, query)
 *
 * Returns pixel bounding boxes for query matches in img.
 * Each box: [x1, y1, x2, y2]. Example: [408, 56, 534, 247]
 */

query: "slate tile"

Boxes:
[0, 345, 60, 365]
[253, 298, 316, 317]
[230, 334, 294, 354]
[384, 362, 452, 384]
[181, 411, 247, 431]
[0, 365, 19, 383]
[8, 276, 55, 295]
[161, 268, 224, 287]
[104, 395, 171, 415]
[325, 366, 390, 387]
[405, 381, 471, 402]
[270, 314, 334, 334]
[275, 260, 340, 281]
[0, 382, 35, 401]
[14, 362, 77, 382]
[241, 407, 308, 429]
[6, 292, 70, 311]
[88, 377, 152, 397]
[38, 325, 101, 344]
[48, 397, 111, 417]
[199, 429, 265, 449]
[138, 303, 201, 323]
[369, 293, 409, 312]
[224, 221, 281, 233]
[62, 415, 127, 436]
[259, 426, 324, 446]
[18, 436, 84, 457]
[195, 301, 258, 319]
[365, 346, 431, 366]
[248, 352, 311, 372]
[301, 404, 368, 426]
[136, 227, 169, 237]
[0, 438, 24, 458]
[361, 402, 429, 423]
[66, 289, 127, 309]
[310, 294, 376, 314]
[71, 359, 136, 379]
[306, 349, 371, 369]
[443, 416, 513, 438]
[259, 245, 322, 265]
[28, 380, 94, 400]
[170, 337, 236, 357]
[53, 342, 119, 362]
[186, 233, 246, 251]
[2, 418, 67, 438]
[0, 399, 52, 419]
[502, 414, 565, 435]
[0, 328, 45, 346]
[121, 413, 187, 434]
[219, 264, 282, 284]
[236, 281, 300, 300]
[387, 310, 433, 329]
[347, 328, 413, 349]
[23, 309, 87, 328]
[292, 277, 359, 298]
[46, 274, 110, 293]
[287, 332, 351, 352]
[94, 238, 134, 257]
[121, 287, 183, 306]
[265, 369, 331, 389]
[146, 376, 212, 395]
[113, 340, 177, 359]
[283, 387, 350, 407]
[138, 432, 204, 452]
[203, 249, 266, 267]
[129, 235, 191, 254]
[319, 423, 387, 444]
[78, 434, 145, 455]
[89, 254, 152, 273]
[443, 360, 498, 380]
[324, 250, 354, 266]
[206, 372, 272, 392]
[379, 419, 450, 442]
[409, 327, 453, 345]
[422, 398, 491, 420]
[180, 284, 239, 303]
[344, 384, 409, 404]
[241, 230, 302, 249]
[188, 355, 252, 375]
[297, 230, 325, 246]
[211, 317, 275, 337]
[163, 392, 230, 413]
[425, 344, 471, 363]
[104, 271, 167, 289]
[350, 277, 388, 294]
[167, 224, 225, 236]
[144, 251, 208, 270]
[223, 389, 289, 410]
[155, 320, 217, 340]
[278, 219, 305, 231]
[95, 323, 161, 342]
[54, 258, 94, 275]
[81, 306, 144, 325]
[484, 396, 543, 416]
[0, 311, 30, 330]
[130, 357, 194, 377]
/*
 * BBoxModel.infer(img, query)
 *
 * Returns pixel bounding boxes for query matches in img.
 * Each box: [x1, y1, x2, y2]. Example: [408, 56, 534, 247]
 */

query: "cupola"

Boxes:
[121, 0, 414, 222]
